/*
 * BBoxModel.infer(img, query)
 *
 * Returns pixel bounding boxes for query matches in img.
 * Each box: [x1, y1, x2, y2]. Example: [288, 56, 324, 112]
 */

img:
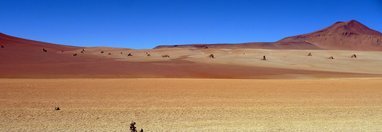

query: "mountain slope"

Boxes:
[0, 33, 84, 64]
[155, 41, 320, 49]
[278, 20, 382, 50]
[0, 33, 372, 78]
[156, 20, 382, 51]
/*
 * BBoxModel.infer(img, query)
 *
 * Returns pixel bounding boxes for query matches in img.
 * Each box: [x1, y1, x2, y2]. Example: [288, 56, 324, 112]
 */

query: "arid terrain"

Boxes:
[1, 78, 382, 131]
[1, 20, 382, 78]
[1, 20, 382, 131]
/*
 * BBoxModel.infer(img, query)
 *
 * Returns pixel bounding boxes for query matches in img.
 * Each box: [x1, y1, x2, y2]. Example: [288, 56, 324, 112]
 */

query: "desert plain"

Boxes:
[1, 20, 382, 131]
[1, 78, 382, 131]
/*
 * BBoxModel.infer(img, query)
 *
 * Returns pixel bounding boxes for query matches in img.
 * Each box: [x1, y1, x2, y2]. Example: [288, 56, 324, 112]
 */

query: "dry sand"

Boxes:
[1, 78, 382, 131]
[2, 31, 382, 78]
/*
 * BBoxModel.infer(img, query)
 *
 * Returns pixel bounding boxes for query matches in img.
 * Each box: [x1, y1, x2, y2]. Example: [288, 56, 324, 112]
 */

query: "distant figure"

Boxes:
[100, 51, 104, 54]
[262, 56, 267, 60]
[128, 53, 133, 56]
[209, 54, 215, 59]
[55, 107, 60, 111]
[108, 53, 112, 55]
[351, 54, 357, 58]
[162, 55, 170, 58]
[0, 45, 4, 48]
[73, 53, 78, 56]
[204, 46, 209, 49]
[120, 52, 123, 54]
[146, 52, 151, 56]
[42, 48, 48, 52]
[307, 52, 312, 56]
[328, 56, 334, 59]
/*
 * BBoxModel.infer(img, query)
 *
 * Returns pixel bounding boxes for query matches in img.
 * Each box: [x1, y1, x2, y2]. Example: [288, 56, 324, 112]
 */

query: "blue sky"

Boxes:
[0, 0, 381, 49]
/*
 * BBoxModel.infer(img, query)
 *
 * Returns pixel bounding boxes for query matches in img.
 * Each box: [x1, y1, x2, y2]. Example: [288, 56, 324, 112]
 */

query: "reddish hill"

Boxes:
[155, 41, 319, 49]
[278, 20, 382, 50]
[0, 33, 79, 50]
[156, 20, 382, 51]
[0, 33, 83, 64]
[0, 33, 364, 78]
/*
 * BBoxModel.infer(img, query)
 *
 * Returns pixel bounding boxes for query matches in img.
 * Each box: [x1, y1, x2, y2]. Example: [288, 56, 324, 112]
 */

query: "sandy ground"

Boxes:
[1, 78, 382, 131]
[81, 47, 382, 75]
[2, 33, 382, 78]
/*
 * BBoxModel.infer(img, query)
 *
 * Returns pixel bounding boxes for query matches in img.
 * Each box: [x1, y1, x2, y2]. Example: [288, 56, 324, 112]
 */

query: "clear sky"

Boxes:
[0, 0, 381, 49]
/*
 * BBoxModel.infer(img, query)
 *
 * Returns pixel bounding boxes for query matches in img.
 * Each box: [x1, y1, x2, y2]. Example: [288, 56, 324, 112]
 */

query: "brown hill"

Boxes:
[156, 20, 382, 51]
[0, 33, 366, 78]
[155, 41, 319, 49]
[278, 20, 382, 50]
[0, 33, 84, 64]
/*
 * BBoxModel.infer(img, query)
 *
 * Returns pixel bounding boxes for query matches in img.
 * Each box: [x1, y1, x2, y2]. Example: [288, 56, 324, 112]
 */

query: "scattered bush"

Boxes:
[209, 54, 215, 58]
[351, 54, 357, 58]
[130, 122, 143, 132]
[262, 56, 267, 60]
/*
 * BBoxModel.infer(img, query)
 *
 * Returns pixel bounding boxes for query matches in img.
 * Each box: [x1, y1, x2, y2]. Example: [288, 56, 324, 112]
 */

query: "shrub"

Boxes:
[130, 122, 143, 132]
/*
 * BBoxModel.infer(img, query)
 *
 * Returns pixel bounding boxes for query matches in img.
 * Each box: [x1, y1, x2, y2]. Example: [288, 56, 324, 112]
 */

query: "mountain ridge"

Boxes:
[1, 20, 382, 51]
[156, 20, 382, 50]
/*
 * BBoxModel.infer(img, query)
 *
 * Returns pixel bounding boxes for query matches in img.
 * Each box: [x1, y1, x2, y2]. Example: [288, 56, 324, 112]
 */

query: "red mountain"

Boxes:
[278, 20, 382, 50]
[156, 20, 382, 50]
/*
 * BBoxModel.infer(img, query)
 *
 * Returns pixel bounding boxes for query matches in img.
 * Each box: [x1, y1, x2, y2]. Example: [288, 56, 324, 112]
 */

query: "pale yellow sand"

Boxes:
[1, 78, 382, 131]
